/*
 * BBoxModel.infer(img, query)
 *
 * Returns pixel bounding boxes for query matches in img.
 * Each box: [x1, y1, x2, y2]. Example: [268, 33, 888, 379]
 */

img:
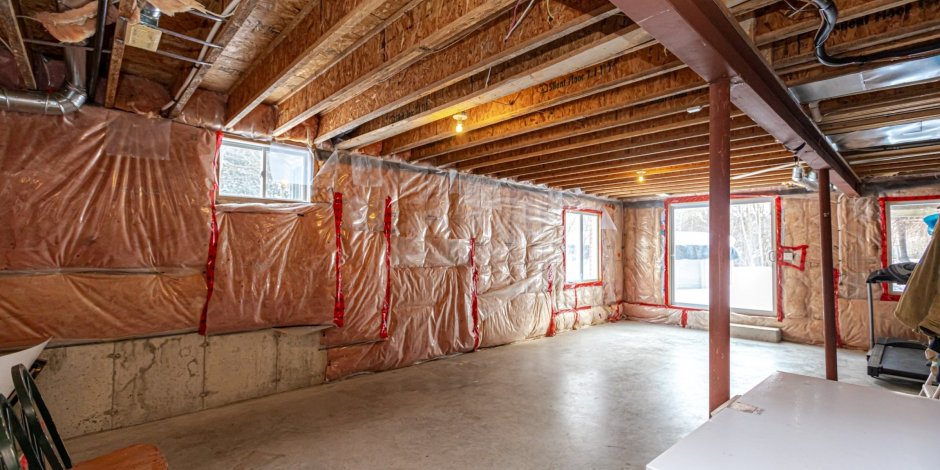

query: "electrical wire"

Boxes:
[807, 0, 940, 67]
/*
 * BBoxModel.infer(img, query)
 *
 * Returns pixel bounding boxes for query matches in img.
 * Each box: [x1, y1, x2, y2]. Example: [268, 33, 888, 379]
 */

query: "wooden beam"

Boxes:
[525, 138, 780, 187]
[566, 152, 791, 191]
[459, 110, 747, 172]
[752, 0, 922, 47]
[497, 126, 771, 180]
[379, 39, 683, 154]
[609, 0, 859, 195]
[403, 68, 706, 160]
[104, 0, 137, 108]
[318, 1, 623, 146]
[274, 0, 519, 135]
[224, 0, 415, 127]
[165, 0, 259, 117]
[0, 0, 35, 89]
[549, 146, 787, 188]
[601, 171, 793, 197]
[424, 92, 708, 165]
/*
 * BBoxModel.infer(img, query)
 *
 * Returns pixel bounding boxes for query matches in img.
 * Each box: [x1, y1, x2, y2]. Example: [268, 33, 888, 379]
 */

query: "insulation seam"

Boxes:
[197, 130, 223, 336]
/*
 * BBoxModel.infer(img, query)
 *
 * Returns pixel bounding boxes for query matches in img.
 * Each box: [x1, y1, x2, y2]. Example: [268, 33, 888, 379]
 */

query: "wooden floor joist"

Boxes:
[425, 92, 708, 166]
[493, 125, 771, 180]
[223, 0, 416, 127]
[273, 0, 520, 135]
[0, 0, 36, 90]
[103, 0, 138, 108]
[166, 0, 259, 118]
[317, 0, 623, 146]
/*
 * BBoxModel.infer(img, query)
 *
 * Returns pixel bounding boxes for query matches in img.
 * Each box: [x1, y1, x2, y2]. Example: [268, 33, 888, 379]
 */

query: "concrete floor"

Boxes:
[67, 322, 917, 469]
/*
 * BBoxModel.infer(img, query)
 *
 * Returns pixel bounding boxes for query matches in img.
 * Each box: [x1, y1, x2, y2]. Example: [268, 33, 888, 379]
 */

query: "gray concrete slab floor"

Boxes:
[66, 321, 918, 469]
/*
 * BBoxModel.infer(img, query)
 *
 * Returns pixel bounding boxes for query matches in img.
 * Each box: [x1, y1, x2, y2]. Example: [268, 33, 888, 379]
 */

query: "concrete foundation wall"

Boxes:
[35, 327, 328, 439]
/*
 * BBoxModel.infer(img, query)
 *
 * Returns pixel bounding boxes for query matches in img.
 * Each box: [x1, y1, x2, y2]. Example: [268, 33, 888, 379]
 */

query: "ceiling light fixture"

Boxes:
[686, 105, 703, 114]
[637, 171, 647, 183]
[453, 112, 468, 133]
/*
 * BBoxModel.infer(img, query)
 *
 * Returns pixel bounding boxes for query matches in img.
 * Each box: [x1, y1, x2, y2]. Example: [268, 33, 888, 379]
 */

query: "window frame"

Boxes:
[217, 136, 313, 203]
[666, 197, 778, 317]
[882, 197, 940, 297]
[563, 208, 603, 288]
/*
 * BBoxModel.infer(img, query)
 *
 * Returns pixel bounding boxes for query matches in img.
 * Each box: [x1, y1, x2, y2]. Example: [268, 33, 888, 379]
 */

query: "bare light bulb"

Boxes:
[637, 171, 647, 183]
[456, 121, 463, 133]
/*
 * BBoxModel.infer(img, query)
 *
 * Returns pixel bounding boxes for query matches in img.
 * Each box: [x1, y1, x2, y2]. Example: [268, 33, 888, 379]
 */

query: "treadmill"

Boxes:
[865, 262, 931, 382]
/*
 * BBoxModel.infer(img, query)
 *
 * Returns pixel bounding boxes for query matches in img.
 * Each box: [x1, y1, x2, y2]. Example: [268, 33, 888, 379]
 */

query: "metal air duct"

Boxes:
[0, 47, 87, 115]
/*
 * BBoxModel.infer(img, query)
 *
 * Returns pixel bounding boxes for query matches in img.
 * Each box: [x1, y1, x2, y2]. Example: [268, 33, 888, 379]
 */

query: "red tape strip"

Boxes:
[333, 192, 345, 327]
[470, 237, 480, 350]
[379, 196, 392, 339]
[546, 264, 556, 337]
[197, 131, 223, 335]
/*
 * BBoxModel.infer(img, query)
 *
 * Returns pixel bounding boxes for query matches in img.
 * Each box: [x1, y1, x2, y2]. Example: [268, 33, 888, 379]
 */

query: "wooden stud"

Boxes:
[166, 0, 260, 117]
[224, 0, 415, 127]
[0, 0, 36, 90]
[273, 0, 520, 135]
[318, 2, 624, 146]
[104, 0, 137, 108]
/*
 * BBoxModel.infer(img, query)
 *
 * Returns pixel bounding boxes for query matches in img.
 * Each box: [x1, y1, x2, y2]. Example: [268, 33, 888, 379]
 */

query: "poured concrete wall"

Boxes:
[35, 327, 327, 439]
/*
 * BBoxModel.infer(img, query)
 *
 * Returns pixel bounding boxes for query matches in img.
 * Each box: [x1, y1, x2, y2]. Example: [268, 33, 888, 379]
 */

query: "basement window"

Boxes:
[218, 138, 312, 202]
[564, 210, 601, 285]
[885, 199, 940, 293]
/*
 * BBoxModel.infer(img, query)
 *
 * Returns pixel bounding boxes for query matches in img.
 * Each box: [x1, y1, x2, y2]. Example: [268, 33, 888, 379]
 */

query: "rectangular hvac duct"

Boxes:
[789, 55, 940, 103]
[828, 119, 940, 151]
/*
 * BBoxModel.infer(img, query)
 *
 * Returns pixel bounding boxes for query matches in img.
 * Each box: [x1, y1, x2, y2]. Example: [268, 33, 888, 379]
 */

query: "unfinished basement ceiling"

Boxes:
[4, 0, 940, 199]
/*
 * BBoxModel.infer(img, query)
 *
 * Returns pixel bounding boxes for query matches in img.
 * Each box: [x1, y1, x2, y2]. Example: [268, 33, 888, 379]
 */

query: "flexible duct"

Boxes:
[0, 47, 87, 115]
[809, 0, 940, 67]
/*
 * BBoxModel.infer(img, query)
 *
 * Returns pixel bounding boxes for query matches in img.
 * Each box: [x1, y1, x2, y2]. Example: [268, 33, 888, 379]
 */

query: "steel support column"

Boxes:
[709, 78, 732, 413]
[819, 168, 838, 381]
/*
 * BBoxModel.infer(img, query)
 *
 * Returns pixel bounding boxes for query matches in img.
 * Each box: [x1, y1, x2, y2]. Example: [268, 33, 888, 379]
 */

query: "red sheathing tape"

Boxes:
[470, 237, 480, 350]
[379, 196, 392, 339]
[779, 245, 809, 271]
[834, 268, 843, 348]
[561, 207, 605, 290]
[197, 131, 223, 335]
[546, 264, 557, 337]
[680, 310, 688, 328]
[878, 195, 940, 301]
[662, 195, 786, 321]
[774, 196, 784, 322]
[333, 192, 345, 327]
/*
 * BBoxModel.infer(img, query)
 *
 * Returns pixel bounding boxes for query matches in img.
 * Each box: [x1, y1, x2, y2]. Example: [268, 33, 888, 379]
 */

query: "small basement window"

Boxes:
[565, 210, 601, 285]
[218, 138, 312, 202]
[885, 199, 940, 293]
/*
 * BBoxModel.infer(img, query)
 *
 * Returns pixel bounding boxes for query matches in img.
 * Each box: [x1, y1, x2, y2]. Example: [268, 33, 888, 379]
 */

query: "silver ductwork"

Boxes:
[828, 119, 940, 151]
[0, 47, 87, 115]
[789, 55, 940, 103]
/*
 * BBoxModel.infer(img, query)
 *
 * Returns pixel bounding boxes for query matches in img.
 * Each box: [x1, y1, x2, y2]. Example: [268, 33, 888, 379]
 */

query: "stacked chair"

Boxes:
[0, 365, 167, 469]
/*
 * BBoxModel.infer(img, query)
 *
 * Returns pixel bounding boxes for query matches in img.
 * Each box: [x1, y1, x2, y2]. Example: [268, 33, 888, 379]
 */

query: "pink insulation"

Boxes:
[0, 108, 214, 347]
[202, 203, 336, 333]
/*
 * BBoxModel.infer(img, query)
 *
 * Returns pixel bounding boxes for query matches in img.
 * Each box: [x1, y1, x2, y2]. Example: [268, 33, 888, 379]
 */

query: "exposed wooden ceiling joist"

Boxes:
[318, 0, 624, 147]
[103, 0, 137, 108]
[223, 0, 416, 127]
[608, 0, 860, 195]
[273, 0, 520, 135]
[0, 0, 36, 90]
[166, 0, 260, 118]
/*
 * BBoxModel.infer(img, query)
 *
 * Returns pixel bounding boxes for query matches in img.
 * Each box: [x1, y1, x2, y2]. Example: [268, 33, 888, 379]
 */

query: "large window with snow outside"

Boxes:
[565, 210, 600, 285]
[886, 199, 940, 294]
[218, 138, 312, 202]
[668, 198, 776, 315]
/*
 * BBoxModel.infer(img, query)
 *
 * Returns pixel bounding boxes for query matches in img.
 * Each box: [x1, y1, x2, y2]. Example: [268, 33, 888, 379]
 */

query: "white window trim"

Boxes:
[667, 198, 777, 316]
[564, 210, 601, 286]
[218, 137, 313, 203]
[885, 199, 940, 294]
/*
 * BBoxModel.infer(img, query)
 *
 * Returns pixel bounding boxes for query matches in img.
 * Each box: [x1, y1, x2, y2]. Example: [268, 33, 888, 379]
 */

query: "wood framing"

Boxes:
[224, 0, 415, 127]
[0, 0, 35, 89]
[273, 0, 520, 135]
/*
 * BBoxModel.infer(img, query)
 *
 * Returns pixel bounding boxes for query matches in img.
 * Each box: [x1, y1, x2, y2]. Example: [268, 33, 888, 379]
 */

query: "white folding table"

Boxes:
[649, 372, 939, 469]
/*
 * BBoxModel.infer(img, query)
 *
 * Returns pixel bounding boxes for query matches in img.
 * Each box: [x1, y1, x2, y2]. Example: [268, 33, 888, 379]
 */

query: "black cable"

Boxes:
[808, 0, 940, 67]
